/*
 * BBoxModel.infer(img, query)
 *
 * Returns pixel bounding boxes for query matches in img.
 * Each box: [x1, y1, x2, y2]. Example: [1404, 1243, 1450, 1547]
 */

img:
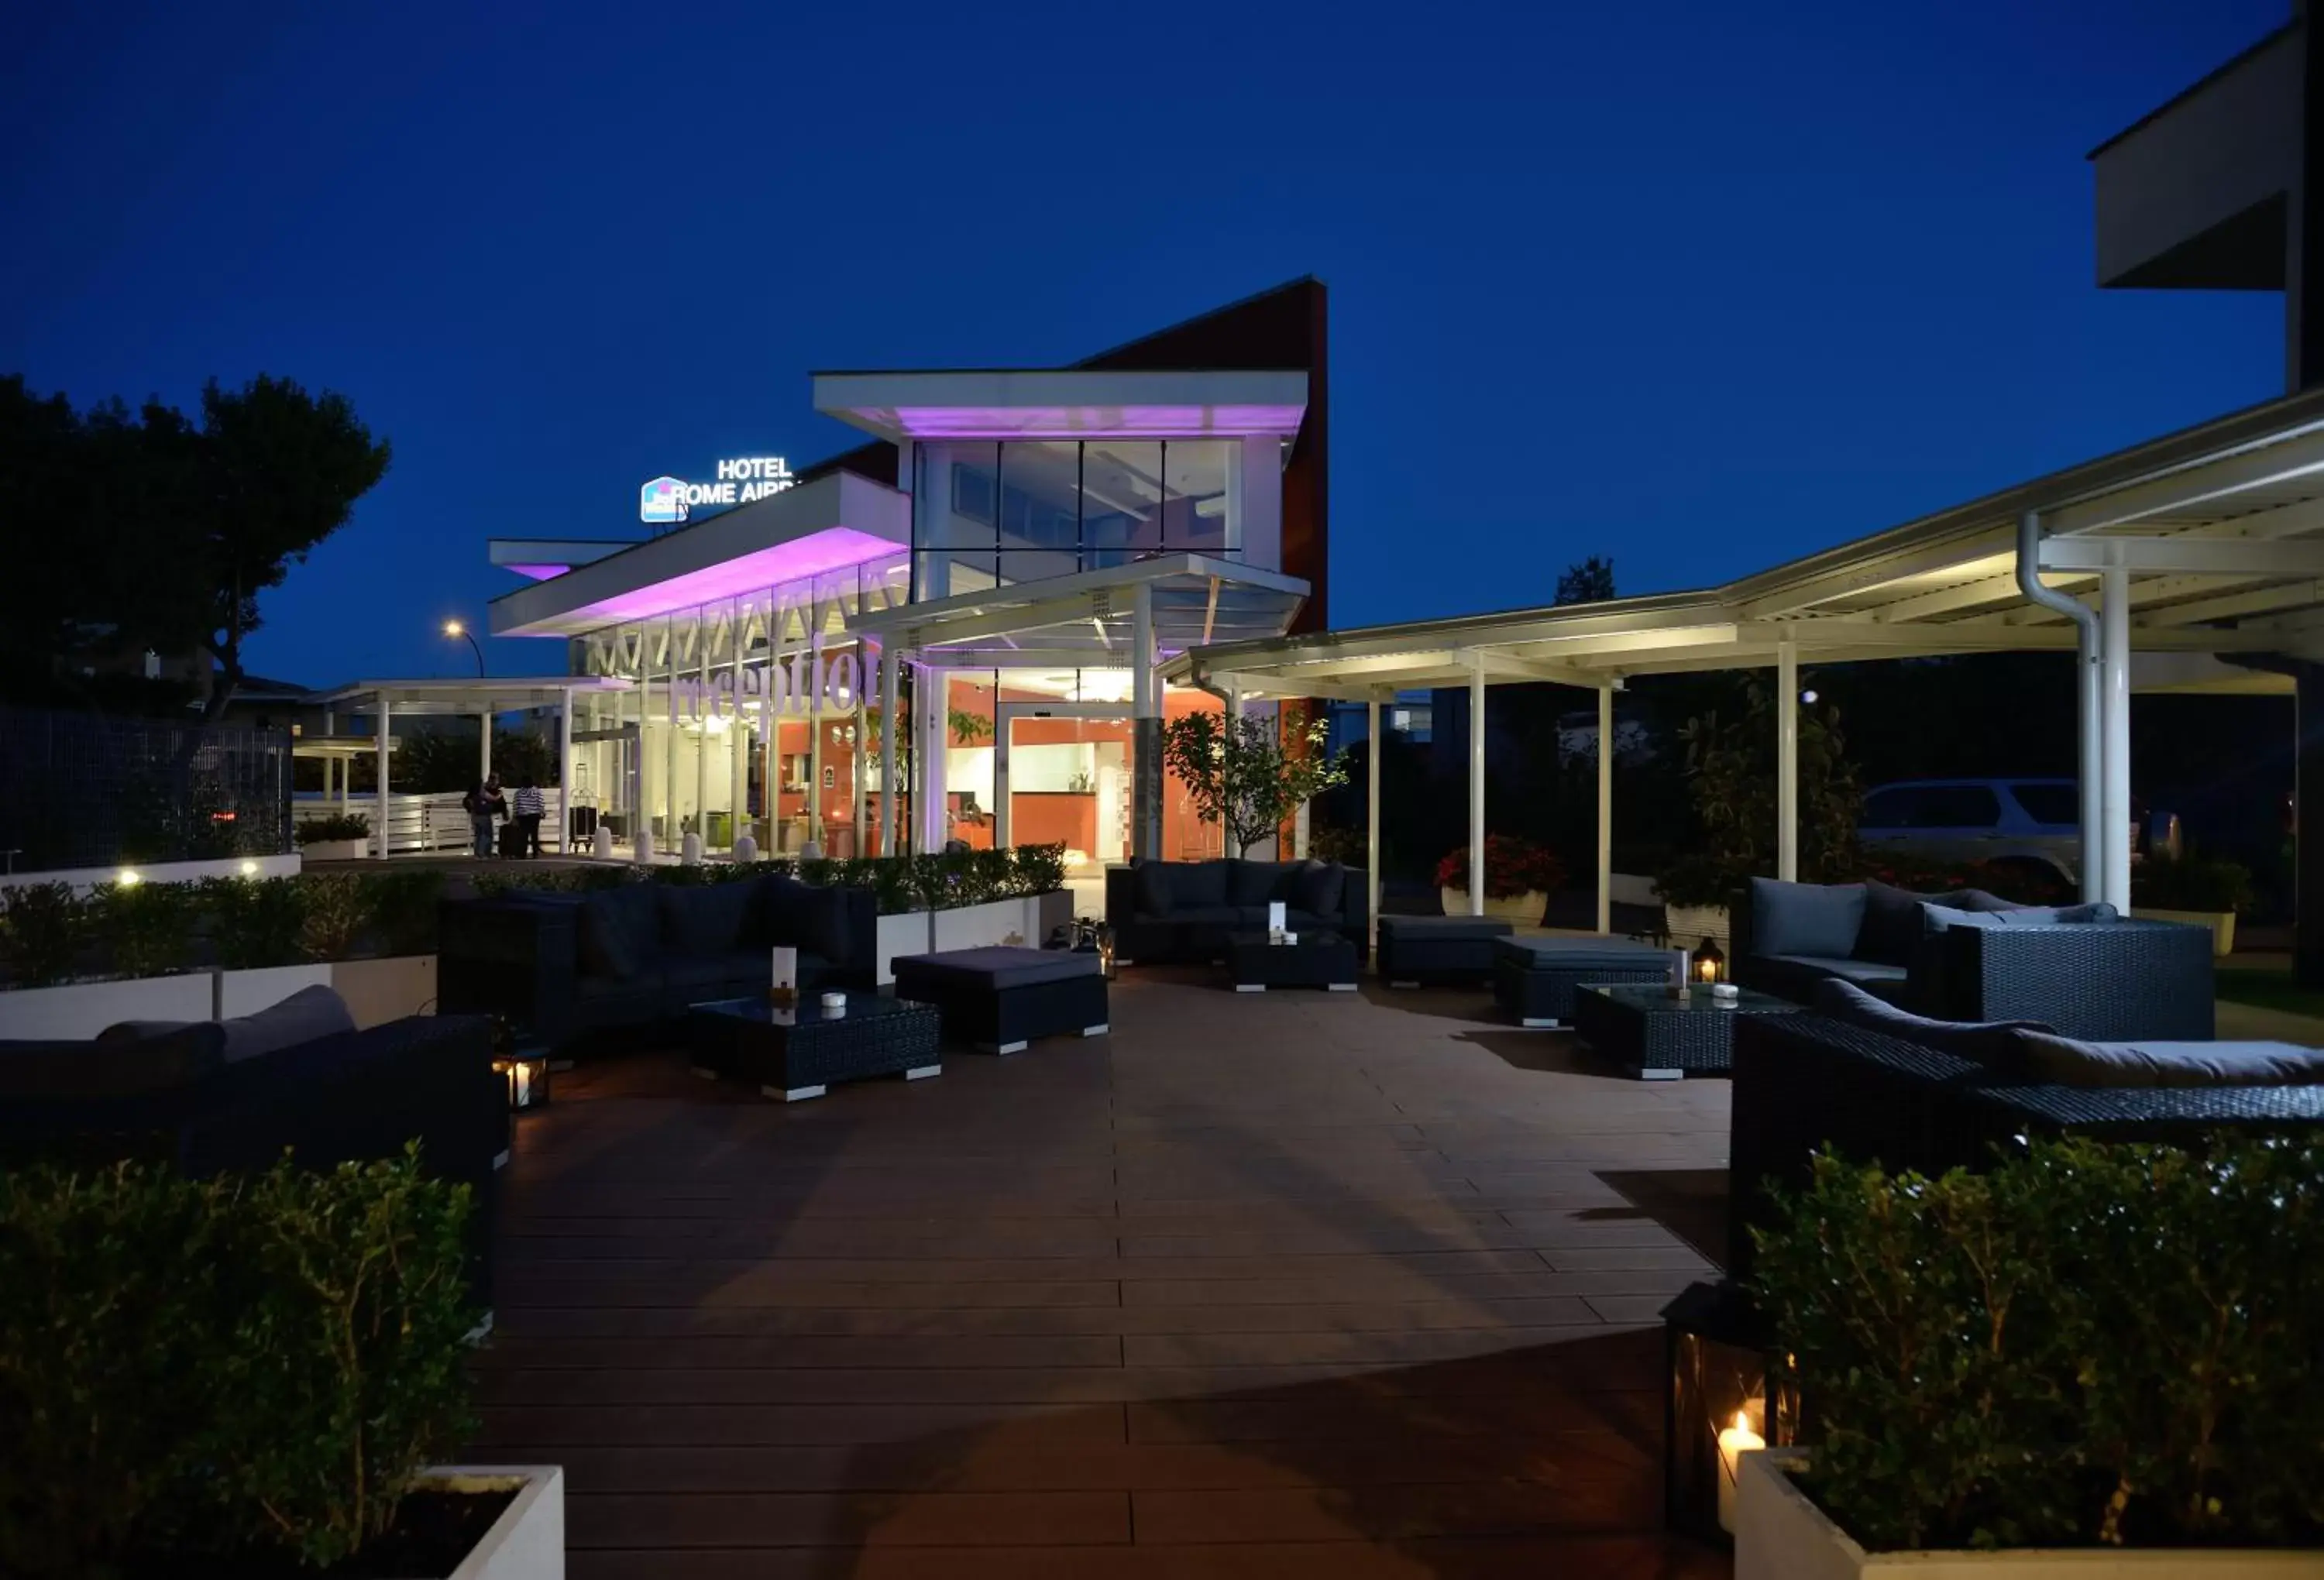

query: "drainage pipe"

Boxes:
[2015, 510, 2103, 903]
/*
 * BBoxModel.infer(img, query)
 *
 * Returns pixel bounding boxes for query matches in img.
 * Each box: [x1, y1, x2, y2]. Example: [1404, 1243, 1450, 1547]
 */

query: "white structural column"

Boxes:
[1367, 692, 1382, 958]
[559, 687, 576, 851]
[1131, 581, 1162, 861]
[850, 654, 867, 859]
[373, 692, 392, 860]
[878, 643, 900, 857]
[479, 708, 492, 785]
[1597, 682, 1614, 934]
[2101, 547, 2134, 911]
[695, 642, 710, 851]
[663, 637, 678, 860]
[1466, 653, 1486, 917]
[807, 651, 824, 850]
[1777, 637, 1800, 883]
[915, 665, 950, 854]
[993, 703, 1012, 849]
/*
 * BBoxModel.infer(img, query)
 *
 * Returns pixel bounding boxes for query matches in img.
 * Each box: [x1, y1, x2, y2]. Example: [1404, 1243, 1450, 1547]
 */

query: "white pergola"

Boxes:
[1167, 386, 2324, 942]
[302, 678, 634, 858]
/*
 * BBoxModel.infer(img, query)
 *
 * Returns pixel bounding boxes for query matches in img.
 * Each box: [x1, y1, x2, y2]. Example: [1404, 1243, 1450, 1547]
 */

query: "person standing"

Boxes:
[512, 776, 546, 857]
[463, 778, 495, 859]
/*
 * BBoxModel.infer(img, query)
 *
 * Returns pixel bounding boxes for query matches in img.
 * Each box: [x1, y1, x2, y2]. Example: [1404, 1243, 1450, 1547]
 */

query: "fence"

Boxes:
[294, 790, 568, 854]
[0, 705, 293, 875]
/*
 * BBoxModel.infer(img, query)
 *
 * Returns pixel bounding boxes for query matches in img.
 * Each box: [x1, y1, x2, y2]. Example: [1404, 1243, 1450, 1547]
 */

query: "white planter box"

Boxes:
[931, 896, 1040, 953]
[0, 972, 213, 1039]
[331, 954, 438, 1029]
[873, 911, 933, 986]
[0, 853, 301, 898]
[217, 963, 334, 1018]
[423, 1465, 564, 1580]
[1441, 887, 1546, 926]
[1737, 1450, 2314, 1580]
[1665, 902, 1731, 954]
[2131, 907, 2236, 957]
[299, 839, 370, 862]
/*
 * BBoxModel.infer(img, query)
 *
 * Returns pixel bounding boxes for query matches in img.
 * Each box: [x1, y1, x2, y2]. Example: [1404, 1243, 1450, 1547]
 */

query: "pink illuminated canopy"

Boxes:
[880, 404, 1308, 439]
[545, 527, 900, 627]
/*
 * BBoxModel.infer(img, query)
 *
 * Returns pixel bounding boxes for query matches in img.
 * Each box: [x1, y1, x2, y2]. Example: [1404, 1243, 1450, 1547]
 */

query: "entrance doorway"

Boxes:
[994, 701, 1133, 871]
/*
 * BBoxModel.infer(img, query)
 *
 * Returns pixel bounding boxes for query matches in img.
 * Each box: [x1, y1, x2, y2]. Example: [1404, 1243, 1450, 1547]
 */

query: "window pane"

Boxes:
[1161, 440, 1232, 555]
[995, 441, 1086, 586]
[1081, 441, 1163, 565]
[2010, 784, 2077, 825]
[914, 442, 1000, 548]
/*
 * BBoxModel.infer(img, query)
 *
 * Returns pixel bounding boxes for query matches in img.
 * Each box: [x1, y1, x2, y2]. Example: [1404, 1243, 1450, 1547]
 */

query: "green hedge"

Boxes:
[1755, 1136, 2324, 1552]
[472, 841, 1071, 916]
[0, 1148, 479, 1575]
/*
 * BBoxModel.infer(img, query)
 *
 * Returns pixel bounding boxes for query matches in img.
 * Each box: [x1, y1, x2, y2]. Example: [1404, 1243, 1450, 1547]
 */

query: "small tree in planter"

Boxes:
[1160, 711, 1349, 859]
[1745, 1138, 2324, 1566]
[1434, 836, 1565, 922]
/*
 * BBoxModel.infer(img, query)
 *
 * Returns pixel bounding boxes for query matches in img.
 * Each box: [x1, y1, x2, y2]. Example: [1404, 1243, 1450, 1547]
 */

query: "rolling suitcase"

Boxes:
[497, 819, 527, 858]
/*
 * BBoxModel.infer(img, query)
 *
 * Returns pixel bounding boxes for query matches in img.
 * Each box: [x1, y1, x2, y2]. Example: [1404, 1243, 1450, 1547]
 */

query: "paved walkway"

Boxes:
[471, 971, 1735, 1578]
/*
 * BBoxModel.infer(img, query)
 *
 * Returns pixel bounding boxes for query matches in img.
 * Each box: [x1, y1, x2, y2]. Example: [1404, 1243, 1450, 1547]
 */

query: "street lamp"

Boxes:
[444, 620, 485, 678]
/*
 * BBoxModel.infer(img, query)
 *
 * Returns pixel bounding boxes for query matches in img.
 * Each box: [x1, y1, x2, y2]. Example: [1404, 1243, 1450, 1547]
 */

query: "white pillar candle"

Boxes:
[1716, 1410, 1765, 1532]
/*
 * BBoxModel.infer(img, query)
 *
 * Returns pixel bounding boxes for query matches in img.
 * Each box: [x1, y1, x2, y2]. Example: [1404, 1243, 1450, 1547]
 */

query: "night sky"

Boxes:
[0, 1, 2293, 688]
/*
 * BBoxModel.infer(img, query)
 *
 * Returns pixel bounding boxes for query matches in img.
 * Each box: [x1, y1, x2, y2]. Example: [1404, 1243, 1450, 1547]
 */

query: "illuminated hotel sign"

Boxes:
[639, 456, 797, 524]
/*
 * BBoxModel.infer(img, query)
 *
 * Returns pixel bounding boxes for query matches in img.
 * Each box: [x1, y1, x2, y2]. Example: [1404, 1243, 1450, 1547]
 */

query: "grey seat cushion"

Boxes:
[1776, 954, 1906, 987]
[580, 884, 662, 977]
[214, 984, 357, 1065]
[1813, 977, 2051, 1067]
[1380, 914, 1514, 942]
[658, 881, 758, 953]
[1169, 905, 1243, 929]
[1749, 878, 1867, 960]
[5, 1022, 228, 1097]
[1494, 936, 1673, 971]
[2019, 1032, 2324, 1088]
[1921, 900, 2120, 933]
[896, 946, 1102, 992]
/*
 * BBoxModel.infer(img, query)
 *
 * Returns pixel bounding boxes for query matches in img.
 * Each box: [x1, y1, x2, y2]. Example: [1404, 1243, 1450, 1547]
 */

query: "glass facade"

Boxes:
[913, 438, 1243, 598]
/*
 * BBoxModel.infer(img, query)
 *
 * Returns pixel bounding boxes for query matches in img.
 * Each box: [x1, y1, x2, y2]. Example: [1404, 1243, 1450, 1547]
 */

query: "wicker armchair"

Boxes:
[1725, 1012, 2324, 1285]
[1912, 919, 2214, 1039]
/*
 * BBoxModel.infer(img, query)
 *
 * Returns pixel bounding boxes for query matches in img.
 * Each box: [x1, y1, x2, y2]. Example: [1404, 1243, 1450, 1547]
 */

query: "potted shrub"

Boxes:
[0, 1149, 563, 1578]
[297, 811, 373, 861]
[1737, 1138, 2324, 1578]
[1435, 835, 1564, 925]
[2132, 853, 2254, 957]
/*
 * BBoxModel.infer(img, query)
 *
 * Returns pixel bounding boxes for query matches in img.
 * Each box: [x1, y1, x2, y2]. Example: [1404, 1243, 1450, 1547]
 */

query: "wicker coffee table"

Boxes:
[1225, 931, 1360, 992]
[1570, 983, 1799, 1080]
[687, 992, 941, 1102]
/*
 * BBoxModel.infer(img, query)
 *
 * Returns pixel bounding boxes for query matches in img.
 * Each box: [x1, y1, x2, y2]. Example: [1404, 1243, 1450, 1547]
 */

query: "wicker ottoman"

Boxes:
[1492, 936, 1679, 1027]
[1377, 914, 1517, 987]
[890, 946, 1109, 1056]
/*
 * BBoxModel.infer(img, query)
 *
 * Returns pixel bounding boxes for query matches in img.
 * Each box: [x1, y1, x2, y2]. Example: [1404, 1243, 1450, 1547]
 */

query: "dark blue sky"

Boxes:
[1, 1, 2292, 686]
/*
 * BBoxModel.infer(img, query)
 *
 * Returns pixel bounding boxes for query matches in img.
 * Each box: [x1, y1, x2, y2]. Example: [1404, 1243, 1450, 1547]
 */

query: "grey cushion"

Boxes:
[658, 881, 757, 954]
[1135, 861, 1177, 915]
[896, 946, 1102, 992]
[1922, 900, 2122, 933]
[1378, 914, 1514, 942]
[1750, 878, 1867, 960]
[2, 1022, 228, 1097]
[1169, 905, 1243, 929]
[1290, 860, 1346, 915]
[214, 984, 356, 1064]
[2019, 1031, 2324, 1088]
[579, 884, 660, 977]
[755, 876, 851, 964]
[1229, 860, 1291, 907]
[1858, 881, 1982, 967]
[1812, 978, 2050, 1068]
[1776, 954, 1906, 987]
[1494, 936, 1674, 971]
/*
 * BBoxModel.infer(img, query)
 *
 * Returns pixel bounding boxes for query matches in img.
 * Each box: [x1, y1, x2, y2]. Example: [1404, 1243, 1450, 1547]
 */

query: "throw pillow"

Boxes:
[1921, 900, 2121, 933]
[1174, 860, 1232, 908]
[579, 884, 657, 977]
[0, 1022, 228, 1098]
[1857, 880, 1942, 966]
[1135, 860, 1175, 916]
[1750, 877, 1867, 959]
[658, 880, 757, 954]
[1811, 978, 2050, 1069]
[1291, 859, 1346, 916]
[758, 875, 852, 966]
[2019, 1030, 2324, 1089]
[1229, 860, 1287, 907]
[216, 984, 357, 1065]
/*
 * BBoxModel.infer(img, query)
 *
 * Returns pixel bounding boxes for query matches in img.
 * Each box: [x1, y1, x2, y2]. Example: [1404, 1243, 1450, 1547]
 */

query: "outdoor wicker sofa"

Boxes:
[1724, 1010, 2324, 1284]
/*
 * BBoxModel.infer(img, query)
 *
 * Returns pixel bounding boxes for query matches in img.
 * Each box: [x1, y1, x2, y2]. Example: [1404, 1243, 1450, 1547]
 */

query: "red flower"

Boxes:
[1435, 835, 1566, 899]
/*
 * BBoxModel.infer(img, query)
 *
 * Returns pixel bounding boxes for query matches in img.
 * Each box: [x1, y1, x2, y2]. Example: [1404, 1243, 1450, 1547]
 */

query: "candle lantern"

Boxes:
[1662, 1279, 1795, 1545]
[1692, 936, 1726, 985]
[493, 1053, 551, 1110]
[1097, 926, 1117, 981]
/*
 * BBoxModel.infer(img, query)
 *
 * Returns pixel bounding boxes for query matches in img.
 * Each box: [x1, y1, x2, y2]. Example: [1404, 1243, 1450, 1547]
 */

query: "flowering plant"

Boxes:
[1435, 835, 1565, 899]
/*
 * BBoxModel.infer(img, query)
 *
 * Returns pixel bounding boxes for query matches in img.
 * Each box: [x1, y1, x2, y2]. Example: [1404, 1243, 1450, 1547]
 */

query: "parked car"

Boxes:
[1857, 778, 2168, 887]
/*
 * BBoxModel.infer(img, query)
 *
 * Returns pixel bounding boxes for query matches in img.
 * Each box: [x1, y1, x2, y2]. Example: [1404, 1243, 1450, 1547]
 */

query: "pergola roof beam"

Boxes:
[2037, 538, 2324, 575]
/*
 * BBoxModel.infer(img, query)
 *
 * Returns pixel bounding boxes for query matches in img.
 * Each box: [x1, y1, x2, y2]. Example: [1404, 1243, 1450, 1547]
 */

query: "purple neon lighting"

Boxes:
[555, 528, 903, 626]
[506, 563, 571, 581]
[882, 404, 1307, 438]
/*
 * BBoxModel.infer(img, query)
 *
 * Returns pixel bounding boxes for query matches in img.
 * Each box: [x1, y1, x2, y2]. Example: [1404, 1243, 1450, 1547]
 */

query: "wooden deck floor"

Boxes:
[470, 971, 1736, 1578]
